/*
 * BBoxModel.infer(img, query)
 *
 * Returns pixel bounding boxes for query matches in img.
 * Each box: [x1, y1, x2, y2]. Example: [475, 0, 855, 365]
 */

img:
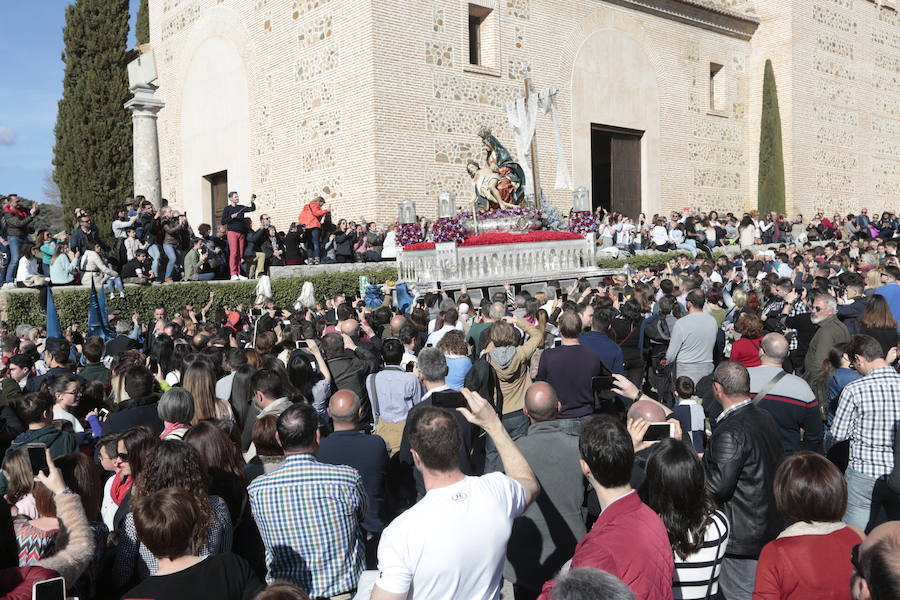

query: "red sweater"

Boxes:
[539, 491, 674, 600]
[730, 337, 762, 368]
[752, 525, 862, 600]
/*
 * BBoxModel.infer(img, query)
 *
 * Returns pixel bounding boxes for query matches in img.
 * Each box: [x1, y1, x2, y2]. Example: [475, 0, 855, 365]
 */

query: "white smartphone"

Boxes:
[99, 408, 110, 421]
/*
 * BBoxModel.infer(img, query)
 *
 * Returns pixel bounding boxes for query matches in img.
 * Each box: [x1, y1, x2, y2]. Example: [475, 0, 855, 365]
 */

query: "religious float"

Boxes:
[397, 120, 621, 289]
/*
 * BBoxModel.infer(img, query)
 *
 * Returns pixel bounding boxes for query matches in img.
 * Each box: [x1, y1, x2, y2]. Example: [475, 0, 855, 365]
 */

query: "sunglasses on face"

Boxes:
[115, 452, 129, 462]
[813, 306, 824, 312]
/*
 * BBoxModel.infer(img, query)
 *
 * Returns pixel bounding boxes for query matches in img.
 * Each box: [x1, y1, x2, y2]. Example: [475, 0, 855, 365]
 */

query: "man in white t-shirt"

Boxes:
[371, 388, 540, 600]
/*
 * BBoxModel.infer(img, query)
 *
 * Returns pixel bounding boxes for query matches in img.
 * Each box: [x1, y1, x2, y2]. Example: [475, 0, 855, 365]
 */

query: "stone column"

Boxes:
[124, 83, 165, 208]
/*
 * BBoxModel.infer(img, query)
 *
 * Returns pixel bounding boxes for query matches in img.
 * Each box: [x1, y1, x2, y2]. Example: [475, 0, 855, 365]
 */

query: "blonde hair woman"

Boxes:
[182, 363, 234, 424]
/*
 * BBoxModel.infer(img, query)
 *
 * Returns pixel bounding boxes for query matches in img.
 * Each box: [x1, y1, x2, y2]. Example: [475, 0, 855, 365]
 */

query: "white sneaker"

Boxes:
[120, 292, 126, 299]
[230, 275, 239, 281]
[238, 275, 248, 280]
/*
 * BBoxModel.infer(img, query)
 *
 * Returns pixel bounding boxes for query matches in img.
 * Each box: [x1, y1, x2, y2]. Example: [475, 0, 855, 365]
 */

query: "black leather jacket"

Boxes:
[704, 402, 784, 557]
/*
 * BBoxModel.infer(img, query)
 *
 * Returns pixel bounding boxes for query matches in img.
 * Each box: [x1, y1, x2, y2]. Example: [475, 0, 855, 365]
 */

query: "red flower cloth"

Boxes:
[402, 230, 583, 251]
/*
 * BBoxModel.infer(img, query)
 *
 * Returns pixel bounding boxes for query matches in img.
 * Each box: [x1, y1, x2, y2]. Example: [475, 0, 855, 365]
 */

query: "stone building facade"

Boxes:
[147, 0, 900, 228]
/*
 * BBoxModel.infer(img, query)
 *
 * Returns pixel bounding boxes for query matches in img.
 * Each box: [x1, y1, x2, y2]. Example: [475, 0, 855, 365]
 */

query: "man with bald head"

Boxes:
[853, 521, 900, 600]
[317, 389, 389, 568]
[747, 332, 822, 454]
[505, 382, 587, 599]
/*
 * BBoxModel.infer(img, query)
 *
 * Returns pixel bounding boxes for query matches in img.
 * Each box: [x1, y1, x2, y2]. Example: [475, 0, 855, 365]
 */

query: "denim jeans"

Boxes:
[106, 277, 124, 295]
[485, 411, 531, 473]
[147, 244, 161, 279]
[163, 244, 178, 280]
[719, 556, 757, 600]
[196, 272, 215, 281]
[4, 237, 23, 283]
[845, 467, 878, 531]
[310, 227, 321, 261]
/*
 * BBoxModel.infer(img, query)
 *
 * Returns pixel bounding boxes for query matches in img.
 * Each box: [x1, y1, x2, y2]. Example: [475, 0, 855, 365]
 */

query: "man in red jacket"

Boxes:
[298, 196, 330, 265]
[539, 415, 674, 600]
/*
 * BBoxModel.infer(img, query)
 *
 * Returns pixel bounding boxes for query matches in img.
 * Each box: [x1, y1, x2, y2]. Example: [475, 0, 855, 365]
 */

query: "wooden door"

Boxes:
[209, 171, 228, 226]
[610, 136, 641, 219]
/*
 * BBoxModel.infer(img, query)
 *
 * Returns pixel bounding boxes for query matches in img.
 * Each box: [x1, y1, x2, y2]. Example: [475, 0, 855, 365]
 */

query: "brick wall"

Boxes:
[149, 0, 900, 232]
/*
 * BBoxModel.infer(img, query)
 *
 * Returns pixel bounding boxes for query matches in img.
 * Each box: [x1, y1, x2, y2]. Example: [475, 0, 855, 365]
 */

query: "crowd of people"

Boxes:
[0, 194, 402, 313]
[0, 200, 896, 599]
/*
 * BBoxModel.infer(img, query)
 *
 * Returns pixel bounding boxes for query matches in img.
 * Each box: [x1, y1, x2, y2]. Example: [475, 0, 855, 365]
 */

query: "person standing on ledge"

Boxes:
[221, 191, 256, 280]
[299, 196, 330, 265]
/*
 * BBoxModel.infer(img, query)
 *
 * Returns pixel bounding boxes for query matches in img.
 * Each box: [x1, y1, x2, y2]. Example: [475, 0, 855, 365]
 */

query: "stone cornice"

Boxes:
[600, 0, 760, 40]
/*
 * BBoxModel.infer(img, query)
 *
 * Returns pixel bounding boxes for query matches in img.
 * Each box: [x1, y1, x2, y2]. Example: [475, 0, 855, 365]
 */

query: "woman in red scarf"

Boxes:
[2, 194, 37, 285]
[99, 427, 157, 534]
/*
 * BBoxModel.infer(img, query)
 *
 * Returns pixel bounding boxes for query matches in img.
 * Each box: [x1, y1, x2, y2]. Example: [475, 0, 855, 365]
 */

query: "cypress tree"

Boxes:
[136, 0, 150, 46]
[758, 59, 786, 215]
[53, 0, 132, 241]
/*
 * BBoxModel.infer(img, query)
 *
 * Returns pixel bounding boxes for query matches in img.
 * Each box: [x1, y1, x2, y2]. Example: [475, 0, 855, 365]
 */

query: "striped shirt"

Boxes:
[673, 510, 729, 600]
[248, 452, 366, 598]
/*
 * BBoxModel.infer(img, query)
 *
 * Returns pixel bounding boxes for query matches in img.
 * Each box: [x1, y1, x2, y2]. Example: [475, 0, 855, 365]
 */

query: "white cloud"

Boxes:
[0, 127, 15, 146]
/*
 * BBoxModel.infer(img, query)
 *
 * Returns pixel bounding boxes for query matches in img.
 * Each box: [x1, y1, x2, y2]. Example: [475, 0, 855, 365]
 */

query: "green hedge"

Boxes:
[596, 251, 689, 270]
[5, 267, 398, 328]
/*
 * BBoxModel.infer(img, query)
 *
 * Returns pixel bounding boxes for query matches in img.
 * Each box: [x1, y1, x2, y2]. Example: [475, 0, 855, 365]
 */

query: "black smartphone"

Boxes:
[643, 423, 675, 442]
[26, 443, 48, 477]
[592, 374, 614, 393]
[553, 338, 563, 348]
[561, 293, 568, 302]
[250, 308, 263, 317]
[435, 281, 442, 291]
[32, 577, 65, 600]
[618, 292, 625, 303]
[295, 340, 304, 350]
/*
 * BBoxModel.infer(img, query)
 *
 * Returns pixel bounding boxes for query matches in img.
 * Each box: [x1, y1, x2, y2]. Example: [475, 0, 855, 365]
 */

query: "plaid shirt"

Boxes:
[831, 366, 900, 477]
[248, 453, 366, 597]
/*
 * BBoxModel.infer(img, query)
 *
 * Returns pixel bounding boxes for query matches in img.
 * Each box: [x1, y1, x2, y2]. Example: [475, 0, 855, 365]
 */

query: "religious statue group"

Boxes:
[467, 127, 527, 211]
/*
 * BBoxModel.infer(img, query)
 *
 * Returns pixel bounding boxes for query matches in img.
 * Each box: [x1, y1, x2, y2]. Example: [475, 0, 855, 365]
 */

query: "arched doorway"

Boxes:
[180, 36, 250, 225]
[571, 28, 661, 218]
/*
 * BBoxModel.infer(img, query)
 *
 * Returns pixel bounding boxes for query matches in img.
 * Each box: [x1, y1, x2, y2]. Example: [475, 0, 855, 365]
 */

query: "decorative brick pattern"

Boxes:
[259, 163, 271, 185]
[812, 149, 857, 170]
[295, 44, 338, 81]
[514, 25, 525, 49]
[505, 0, 530, 20]
[817, 35, 854, 58]
[161, 2, 200, 41]
[299, 176, 342, 201]
[297, 110, 341, 144]
[507, 58, 530, 80]
[693, 168, 741, 190]
[692, 119, 741, 143]
[300, 80, 334, 111]
[816, 171, 854, 192]
[163, 0, 185, 14]
[873, 72, 900, 93]
[256, 188, 277, 208]
[298, 14, 333, 48]
[433, 7, 444, 33]
[301, 145, 337, 171]
[434, 139, 482, 164]
[873, 27, 900, 51]
[816, 126, 856, 147]
[256, 131, 275, 156]
[688, 191, 743, 213]
[426, 106, 509, 136]
[434, 74, 522, 107]
[688, 142, 745, 166]
[875, 53, 900, 74]
[872, 116, 900, 136]
[874, 138, 900, 157]
[818, 80, 854, 105]
[293, 0, 331, 20]
[876, 95, 900, 119]
[812, 5, 858, 34]
[820, 0, 853, 8]
[425, 42, 453, 67]
[813, 105, 858, 127]
[815, 58, 855, 80]
[427, 174, 468, 199]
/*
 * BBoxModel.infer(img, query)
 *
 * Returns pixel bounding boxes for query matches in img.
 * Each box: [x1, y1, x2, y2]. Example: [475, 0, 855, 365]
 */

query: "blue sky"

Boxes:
[0, 0, 141, 203]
